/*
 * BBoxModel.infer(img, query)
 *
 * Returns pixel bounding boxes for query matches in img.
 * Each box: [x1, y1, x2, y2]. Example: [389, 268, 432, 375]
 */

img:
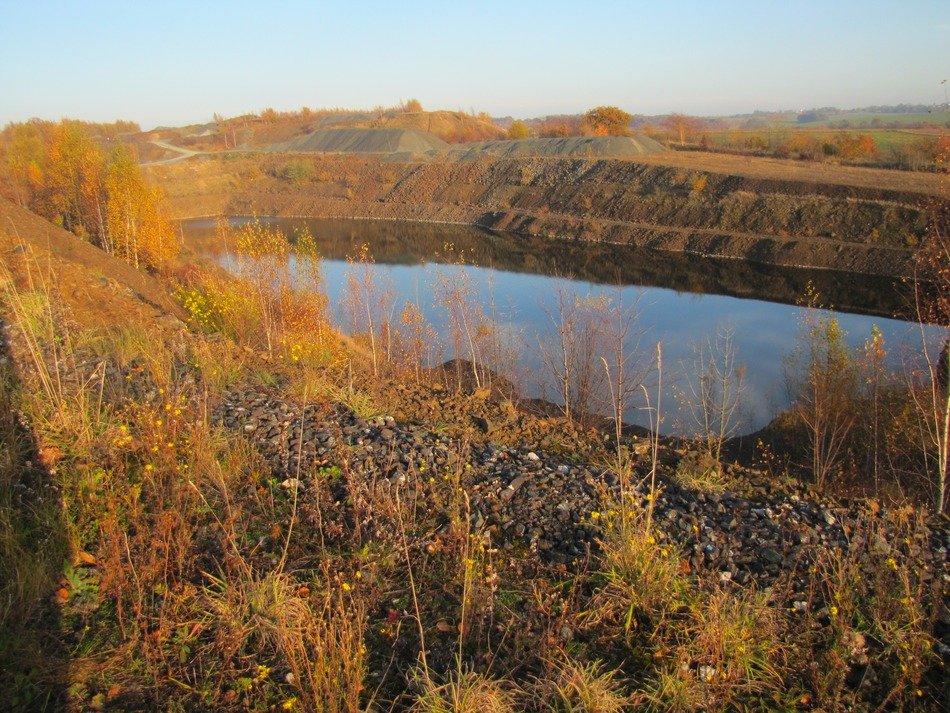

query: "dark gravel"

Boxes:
[214, 389, 950, 588]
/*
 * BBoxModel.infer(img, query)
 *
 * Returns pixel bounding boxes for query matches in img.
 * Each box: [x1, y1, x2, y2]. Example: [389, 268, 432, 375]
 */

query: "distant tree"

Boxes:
[7, 119, 178, 269]
[506, 120, 530, 140]
[797, 111, 827, 124]
[213, 113, 235, 149]
[45, 120, 107, 239]
[404, 98, 423, 113]
[582, 106, 632, 136]
[788, 132, 823, 160]
[834, 132, 877, 160]
[4, 121, 46, 207]
[539, 120, 574, 138]
[274, 159, 314, 183]
[663, 114, 702, 145]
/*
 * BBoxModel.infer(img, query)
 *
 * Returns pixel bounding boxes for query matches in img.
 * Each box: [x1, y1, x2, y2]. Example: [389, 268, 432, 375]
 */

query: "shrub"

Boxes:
[588, 508, 690, 641]
[506, 120, 530, 140]
[535, 657, 630, 712]
[784, 293, 859, 488]
[274, 160, 314, 183]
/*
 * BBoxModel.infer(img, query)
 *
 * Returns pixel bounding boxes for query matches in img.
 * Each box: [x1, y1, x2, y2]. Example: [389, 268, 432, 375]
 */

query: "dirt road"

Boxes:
[141, 140, 204, 165]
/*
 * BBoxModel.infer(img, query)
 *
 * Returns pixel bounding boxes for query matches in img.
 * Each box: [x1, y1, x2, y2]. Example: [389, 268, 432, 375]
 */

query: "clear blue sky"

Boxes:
[1, 0, 947, 129]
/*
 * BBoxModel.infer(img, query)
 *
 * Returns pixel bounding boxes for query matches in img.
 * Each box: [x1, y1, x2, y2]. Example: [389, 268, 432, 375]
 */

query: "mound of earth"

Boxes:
[450, 134, 665, 160]
[374, 110, 505, 143]
[0, 198, 185, 330]
[268, 127, 448, 157]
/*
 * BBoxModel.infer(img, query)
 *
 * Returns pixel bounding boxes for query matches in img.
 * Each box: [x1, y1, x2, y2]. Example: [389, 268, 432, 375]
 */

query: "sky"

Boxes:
[1, 0, 948, 130]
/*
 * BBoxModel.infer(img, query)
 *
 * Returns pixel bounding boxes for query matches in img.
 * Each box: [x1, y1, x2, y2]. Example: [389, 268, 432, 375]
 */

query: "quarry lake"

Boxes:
[183, 216, 943, 434]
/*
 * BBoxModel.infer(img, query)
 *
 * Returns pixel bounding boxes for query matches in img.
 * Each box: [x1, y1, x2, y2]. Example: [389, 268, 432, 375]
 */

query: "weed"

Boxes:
[672, 450, 729, 493]
[411, 670, 516, 713]
[587, 508, 690, 642]
[535, 656, 631, 712]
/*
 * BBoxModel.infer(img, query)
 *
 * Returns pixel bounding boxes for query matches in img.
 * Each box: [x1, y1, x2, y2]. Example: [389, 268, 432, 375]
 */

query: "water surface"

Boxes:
[183, 217, 942, 434]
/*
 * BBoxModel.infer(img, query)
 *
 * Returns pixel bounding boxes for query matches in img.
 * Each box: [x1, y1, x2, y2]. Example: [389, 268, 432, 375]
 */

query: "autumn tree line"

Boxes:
[0, 118, 178, 269]
[505, 108, 948, 170]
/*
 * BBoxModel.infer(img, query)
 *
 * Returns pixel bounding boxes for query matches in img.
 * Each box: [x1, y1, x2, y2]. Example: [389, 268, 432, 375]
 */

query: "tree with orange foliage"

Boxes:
[582, 106, 632, 136]
[1, 118, 176, 270]
[539, 120, 574, 138]
[104, 144, 177, 269]
[834, 132, 877, 160]
[403, 98, 423, 113]
[4, 121, 46, 208]
[44, 120, 108, 241]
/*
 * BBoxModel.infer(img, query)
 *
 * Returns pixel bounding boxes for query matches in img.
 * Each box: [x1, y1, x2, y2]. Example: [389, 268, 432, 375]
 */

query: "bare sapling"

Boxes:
[909, 280, 950, 513]
[641, 343, 663, 532]
[433, 244, 491, 390]
[232, 218, 290, 356]
[600, 285, 645, 464]
[905, 150, 949, 512]
[290, 225, 332, 348]
[342, 243, 394, 377]
[481, 272, 523, 394]
[860, 325, 887, 496]
[538, 283, 611, 425]
[215, 215, 233, 272]
[683, 326, 746, 466]
[541, 284, 578, 423]
[391, 278, 444, 385]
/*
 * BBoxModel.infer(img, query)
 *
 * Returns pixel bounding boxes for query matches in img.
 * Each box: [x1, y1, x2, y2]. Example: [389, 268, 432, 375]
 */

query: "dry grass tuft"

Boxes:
[535, 656, 631, 712]
[411, 670, 517, 713]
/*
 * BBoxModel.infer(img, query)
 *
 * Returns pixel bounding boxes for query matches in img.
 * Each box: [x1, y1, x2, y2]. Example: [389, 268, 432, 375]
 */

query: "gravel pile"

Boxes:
[268, 127, 448, 156]
[215, 389, 950, 591]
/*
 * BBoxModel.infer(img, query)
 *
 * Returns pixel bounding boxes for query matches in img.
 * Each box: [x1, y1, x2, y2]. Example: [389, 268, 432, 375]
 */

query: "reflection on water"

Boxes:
[183, 217, 942, 434]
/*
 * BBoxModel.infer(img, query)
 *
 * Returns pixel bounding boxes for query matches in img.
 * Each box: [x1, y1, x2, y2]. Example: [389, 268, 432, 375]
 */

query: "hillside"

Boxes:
[449, 135, 665, 160]
[371, 109, 505, 142]
[147, 150, 944, 277]
[0, 198, 185, 328]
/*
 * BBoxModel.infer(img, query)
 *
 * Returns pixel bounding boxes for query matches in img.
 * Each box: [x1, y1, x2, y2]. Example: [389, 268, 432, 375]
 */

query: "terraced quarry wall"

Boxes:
[149, 153, 944, 277]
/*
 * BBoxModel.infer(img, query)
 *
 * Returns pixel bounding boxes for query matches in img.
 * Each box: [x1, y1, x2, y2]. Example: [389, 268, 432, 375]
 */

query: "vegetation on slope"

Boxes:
[1, 119, 178, 269]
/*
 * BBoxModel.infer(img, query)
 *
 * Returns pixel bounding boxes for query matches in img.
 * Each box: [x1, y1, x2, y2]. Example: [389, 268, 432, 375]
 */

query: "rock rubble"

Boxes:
[215, 389, 950, 592]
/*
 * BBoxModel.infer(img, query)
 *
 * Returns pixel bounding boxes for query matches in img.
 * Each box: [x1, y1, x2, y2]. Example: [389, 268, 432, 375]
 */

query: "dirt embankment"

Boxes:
[0, 198, 185, 330]
[148, 153, 945, 277]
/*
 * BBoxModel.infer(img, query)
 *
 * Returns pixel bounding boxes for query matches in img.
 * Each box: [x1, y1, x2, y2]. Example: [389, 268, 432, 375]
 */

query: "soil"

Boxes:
[0, 198, 186, 330]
